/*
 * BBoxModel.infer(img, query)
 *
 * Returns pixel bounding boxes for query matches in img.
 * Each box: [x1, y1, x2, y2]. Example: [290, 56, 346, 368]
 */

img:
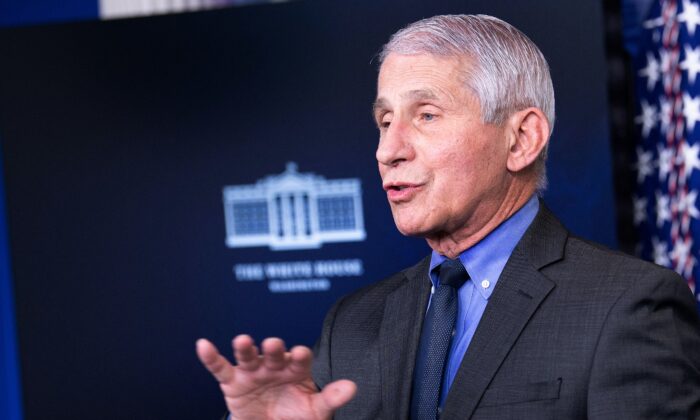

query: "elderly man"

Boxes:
[197, 14, 700, 419]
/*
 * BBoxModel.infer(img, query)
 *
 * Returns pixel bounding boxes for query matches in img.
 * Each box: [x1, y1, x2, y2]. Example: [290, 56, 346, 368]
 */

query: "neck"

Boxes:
[425, 182, 536, 259]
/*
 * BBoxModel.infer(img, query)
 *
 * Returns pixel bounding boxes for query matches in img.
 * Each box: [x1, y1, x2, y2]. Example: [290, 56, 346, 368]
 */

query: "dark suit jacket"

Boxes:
[312, 205, 700, 419]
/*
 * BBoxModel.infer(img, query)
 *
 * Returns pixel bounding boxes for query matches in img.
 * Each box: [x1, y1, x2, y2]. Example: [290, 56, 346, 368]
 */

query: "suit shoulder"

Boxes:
[556, 234, 686, 291]
[566, 235, 668, 272]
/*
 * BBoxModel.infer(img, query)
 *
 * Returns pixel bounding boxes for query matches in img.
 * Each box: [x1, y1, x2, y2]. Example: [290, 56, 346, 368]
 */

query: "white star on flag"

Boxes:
[657, 144, 675, 181]
[643, 15, 665, 29]
[679, 142, 700, 180]
[652, 236, 671, 267]
[660, 97, 673, 135]
[678, 189, 700, 218]
[635, 100, 658, 137]
[681, 45, 700, 84]
[636, 147, 655, 183]
[633, 196, 648, 225]
[670, 237, 694, 275]
[683, 93, 700, 132]
[679, 0, 700, 36]
[660, 49, 673, 74]
[639, 52, 661, 90]
[656, 191, 672, 227]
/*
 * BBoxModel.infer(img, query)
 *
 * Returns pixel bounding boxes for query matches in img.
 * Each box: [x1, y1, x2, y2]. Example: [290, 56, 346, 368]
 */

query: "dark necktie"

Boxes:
[410, 258, 469, 420]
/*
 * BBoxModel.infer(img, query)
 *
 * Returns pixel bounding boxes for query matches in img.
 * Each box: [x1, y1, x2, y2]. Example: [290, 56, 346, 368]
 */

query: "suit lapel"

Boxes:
[441, 204, 567, 419]
[379, 257, 431, 419]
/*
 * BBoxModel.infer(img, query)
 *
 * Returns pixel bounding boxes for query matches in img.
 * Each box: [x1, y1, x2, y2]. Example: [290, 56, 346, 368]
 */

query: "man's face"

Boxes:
[374, 53, 513, 242]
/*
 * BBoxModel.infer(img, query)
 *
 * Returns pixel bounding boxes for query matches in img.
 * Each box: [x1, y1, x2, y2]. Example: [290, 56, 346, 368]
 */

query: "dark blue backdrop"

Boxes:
[0, 140, 22, 420]
[0, 0, 97, 27]
[0, 1, 615, 419]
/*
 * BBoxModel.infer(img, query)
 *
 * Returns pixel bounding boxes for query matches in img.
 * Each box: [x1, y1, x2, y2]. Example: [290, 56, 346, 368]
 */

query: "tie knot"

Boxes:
[438, 259, 469, 289]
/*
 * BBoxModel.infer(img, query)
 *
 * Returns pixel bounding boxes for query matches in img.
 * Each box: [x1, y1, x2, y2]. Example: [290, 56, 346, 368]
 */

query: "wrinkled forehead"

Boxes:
[375, 53, 475, 104]
[377, 52, 473, 89]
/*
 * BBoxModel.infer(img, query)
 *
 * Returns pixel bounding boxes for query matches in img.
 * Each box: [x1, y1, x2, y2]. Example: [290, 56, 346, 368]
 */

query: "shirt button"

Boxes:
[481, 279, 490, 289]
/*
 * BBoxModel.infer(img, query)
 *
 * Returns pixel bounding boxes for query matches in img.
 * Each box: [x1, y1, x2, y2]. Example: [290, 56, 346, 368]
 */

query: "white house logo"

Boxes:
[223, 162, 366, 251]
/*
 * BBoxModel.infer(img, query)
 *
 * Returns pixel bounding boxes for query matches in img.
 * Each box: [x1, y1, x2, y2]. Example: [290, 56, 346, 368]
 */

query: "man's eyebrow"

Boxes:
[372, 89, 439, 116]
[372, 98, 388, 117]
[403, 89, 439, 102]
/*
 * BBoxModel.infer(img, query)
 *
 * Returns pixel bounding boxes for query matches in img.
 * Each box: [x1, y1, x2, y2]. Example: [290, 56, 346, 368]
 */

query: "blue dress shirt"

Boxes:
[427, 195, 539, 406]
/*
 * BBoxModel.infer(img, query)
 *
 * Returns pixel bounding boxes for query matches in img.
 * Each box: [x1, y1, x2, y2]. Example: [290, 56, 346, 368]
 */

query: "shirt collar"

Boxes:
[428, 195, 540, 299]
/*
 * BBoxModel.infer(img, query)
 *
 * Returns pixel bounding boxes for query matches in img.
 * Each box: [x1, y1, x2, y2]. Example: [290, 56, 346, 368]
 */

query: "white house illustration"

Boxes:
[223, 162, 366, 250]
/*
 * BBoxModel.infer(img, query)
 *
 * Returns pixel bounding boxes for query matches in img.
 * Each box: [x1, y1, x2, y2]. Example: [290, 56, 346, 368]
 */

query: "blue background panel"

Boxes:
[0, 0, 97, 27]
[0, 140, 22, 420]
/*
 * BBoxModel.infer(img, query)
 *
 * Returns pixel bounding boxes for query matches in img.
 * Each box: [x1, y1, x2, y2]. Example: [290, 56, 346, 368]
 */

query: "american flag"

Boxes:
[633, 0, 700, 311]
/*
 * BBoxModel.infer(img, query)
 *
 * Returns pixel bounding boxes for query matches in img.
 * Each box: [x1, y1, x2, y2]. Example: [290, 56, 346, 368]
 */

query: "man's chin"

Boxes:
[393, 220, 431, 238]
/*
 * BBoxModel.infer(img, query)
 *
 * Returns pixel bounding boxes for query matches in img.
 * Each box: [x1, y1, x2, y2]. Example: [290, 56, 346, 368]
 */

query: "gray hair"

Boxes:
[379, 14, 555, 191]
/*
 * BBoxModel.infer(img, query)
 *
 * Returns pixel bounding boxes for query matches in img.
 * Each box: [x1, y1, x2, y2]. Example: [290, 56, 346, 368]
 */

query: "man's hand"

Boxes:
[196, 335, 357, 420]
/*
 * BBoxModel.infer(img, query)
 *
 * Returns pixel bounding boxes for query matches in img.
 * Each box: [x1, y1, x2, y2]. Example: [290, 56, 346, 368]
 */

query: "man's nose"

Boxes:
[376, 120, 414, 167]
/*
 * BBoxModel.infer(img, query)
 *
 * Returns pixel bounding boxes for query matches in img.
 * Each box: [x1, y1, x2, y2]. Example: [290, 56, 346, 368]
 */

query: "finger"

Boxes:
[196, 339, 236, 384]
[261, 337, 288, 371]
[288, 345, 313, 375]
[316, 379, 357, 414]
[233, 334, 261, 371]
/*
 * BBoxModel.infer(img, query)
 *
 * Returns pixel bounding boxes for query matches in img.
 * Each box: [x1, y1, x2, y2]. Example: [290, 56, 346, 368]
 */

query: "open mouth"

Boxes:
[384, 183, 422, 201]
[384, 182, 420, 191]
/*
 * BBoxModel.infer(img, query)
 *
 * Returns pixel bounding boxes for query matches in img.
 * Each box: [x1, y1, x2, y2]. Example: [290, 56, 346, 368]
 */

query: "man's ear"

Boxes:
[505, 107, 550, 173]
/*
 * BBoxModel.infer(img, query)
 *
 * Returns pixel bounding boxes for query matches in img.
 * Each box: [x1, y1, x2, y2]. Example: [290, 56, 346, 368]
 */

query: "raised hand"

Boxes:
[196, 335, 357, 420]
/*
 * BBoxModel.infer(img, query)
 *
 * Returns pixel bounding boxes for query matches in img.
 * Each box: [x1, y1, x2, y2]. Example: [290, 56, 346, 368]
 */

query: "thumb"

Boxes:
[316, 379, 357, 414]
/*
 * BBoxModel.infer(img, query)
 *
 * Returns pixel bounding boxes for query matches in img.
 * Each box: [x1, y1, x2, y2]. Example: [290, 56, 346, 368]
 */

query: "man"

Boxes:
[197, 14, 700, 419]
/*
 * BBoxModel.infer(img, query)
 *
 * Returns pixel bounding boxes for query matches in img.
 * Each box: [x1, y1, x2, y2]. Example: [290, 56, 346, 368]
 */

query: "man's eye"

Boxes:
[422, 113, 435, 121]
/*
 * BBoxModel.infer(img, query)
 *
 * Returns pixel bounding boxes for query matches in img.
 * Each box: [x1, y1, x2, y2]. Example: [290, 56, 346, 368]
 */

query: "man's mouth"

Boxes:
[383, 182, 420, 190]
[383, 183, 423, 201]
